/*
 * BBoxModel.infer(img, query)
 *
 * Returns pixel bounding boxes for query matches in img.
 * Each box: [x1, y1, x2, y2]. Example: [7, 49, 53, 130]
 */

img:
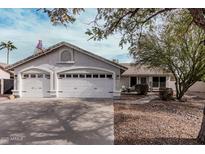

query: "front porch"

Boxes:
[121, 75, 171, 92]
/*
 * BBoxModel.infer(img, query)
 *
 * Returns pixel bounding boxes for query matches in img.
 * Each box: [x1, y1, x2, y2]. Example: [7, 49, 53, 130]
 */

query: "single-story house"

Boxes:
[7, 41, 127, 98]
[0, 63, 13, 94]
[120, 63, 172, 91]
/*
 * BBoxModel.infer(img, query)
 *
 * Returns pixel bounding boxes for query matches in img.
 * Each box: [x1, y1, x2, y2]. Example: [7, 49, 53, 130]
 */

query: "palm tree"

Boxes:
[0, 41, 17, 64]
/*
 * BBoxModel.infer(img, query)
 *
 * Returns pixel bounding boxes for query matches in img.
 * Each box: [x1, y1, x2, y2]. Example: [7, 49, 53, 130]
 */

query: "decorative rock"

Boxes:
[8, 95, 15, 100]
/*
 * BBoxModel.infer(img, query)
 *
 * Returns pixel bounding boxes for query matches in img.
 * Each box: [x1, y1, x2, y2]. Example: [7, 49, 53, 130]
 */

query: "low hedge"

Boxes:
[135, 84, 149, 95]
[159, 88, 173, 101]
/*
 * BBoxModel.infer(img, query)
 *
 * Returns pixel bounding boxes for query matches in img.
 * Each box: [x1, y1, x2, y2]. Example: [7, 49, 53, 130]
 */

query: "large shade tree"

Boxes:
[135, 11, 205, 100]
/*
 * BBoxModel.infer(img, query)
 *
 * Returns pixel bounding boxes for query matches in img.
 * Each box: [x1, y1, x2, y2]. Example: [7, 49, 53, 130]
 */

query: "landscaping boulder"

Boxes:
[8, 95, 15, 100]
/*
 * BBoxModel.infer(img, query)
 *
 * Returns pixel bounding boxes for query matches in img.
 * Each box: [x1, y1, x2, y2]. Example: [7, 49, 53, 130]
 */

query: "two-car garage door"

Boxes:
[58, 73, 113, 98]
[21, 69, 114, 98]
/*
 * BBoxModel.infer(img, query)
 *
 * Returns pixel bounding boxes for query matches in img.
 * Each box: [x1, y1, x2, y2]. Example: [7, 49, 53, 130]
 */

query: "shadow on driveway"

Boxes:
[0, 99, 114, 145]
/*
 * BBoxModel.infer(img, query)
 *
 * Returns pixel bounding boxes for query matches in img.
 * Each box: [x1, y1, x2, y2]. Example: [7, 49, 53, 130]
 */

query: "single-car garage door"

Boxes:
[58, 73, 113, 98]
[21, 73, 50, 98]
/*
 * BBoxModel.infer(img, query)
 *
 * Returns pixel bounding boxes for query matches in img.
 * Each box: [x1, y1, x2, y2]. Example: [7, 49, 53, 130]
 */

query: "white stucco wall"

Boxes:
[13, 46, 122, 97]
[168, 81, 176, 90]
[14, 46, 121, 75]
[0, 68, 10, 79]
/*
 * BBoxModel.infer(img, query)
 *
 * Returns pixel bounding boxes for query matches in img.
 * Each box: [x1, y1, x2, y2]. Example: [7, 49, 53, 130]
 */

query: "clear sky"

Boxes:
[0, 8, 132, 64]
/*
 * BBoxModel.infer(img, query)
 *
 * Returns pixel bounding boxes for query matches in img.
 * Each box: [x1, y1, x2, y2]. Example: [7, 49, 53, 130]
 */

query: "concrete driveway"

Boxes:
[0, 98, 114, 145]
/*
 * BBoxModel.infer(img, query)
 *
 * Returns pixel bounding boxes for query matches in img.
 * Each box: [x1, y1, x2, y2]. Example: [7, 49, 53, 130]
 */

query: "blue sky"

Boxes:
[0, 8, 132, 64]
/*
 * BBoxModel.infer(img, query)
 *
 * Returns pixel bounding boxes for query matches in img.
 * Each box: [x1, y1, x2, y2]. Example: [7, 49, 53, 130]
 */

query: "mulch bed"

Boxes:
[114, 96, 205, 145]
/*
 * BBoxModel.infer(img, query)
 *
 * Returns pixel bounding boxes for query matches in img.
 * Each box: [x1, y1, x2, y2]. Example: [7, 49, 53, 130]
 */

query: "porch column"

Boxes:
[113, 72, 121, 99]
[166, 76, 171, 88]
[148, 76, 153, 91]
[13, 76, 17, 90]
[50, 72, 54, 90]
[49, 71, 58, 98]
[0, 79, 3, 95]
[113, 72, 116, 92]
[14, 72, 22, 97]
[54, 72, 58, 97]
[137, 77, 140, 84]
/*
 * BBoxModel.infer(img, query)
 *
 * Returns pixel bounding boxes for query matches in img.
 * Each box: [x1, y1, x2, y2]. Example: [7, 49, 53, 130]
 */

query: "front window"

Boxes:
[141, 77, 147, 84]
[152, 77, 166, 87]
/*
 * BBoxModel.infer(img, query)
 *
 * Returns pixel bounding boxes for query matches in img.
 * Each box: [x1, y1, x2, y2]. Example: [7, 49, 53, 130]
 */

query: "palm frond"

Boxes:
[0, 41, 17, 51]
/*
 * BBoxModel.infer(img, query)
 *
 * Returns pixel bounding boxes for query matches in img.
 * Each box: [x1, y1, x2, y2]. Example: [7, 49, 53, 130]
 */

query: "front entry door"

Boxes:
[130, 77, 136, 87]
[141, 77, 147, 84]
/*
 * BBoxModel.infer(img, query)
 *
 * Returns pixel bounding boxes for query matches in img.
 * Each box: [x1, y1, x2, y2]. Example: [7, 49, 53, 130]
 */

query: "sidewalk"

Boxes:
[115, 93, 159, 105]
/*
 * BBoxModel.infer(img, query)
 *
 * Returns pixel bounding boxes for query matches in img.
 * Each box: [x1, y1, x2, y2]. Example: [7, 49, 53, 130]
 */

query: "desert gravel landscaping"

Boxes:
[114, 94, 205, 145]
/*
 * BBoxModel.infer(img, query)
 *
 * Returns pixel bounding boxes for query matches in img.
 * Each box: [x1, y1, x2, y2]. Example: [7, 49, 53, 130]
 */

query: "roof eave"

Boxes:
[122, 73, 172, 76]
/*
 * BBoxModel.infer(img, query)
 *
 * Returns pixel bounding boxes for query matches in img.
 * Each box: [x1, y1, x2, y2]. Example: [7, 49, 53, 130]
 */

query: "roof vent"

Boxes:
[34, 40, 44, 54]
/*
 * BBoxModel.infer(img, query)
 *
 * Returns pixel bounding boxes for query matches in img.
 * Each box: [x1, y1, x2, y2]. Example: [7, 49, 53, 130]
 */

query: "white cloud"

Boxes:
[0, 9, 132, 64]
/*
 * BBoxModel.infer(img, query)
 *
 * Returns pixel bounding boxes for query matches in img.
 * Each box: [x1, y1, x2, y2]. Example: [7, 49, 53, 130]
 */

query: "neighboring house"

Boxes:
[0, 63, 13, 94]
[169, 80, 205, 93]
[7, 41, 127, 98]
[120, 63, 172, 91]
[0, 63, 10, 79]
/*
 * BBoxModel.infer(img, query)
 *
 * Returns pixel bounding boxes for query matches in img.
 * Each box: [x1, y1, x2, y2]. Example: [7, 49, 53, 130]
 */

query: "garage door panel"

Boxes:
[58, 78, 113, 98]
[22, 78, 50, 98]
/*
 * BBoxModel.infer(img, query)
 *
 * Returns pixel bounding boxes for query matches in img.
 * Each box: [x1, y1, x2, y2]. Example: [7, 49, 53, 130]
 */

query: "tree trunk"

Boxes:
[177, 89, 186, 100]
[175, 81, 180, 99]
[175, 82, 184, 100]
[197, 106, 205, 144]
[7, 50, 9, 64]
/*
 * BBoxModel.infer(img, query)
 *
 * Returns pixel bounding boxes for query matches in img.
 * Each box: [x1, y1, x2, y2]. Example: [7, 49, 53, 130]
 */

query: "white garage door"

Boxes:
[21, 73, 50, 98]
[58, 73, 113, 98]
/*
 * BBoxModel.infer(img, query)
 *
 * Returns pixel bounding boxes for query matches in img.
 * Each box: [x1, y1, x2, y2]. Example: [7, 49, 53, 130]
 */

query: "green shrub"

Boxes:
[135, 84, 149, 95]
[159, 88, 173, 100]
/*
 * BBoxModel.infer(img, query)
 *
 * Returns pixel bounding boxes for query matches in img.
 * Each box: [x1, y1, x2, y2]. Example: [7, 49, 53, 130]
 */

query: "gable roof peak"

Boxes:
[6, 41, 127, 71]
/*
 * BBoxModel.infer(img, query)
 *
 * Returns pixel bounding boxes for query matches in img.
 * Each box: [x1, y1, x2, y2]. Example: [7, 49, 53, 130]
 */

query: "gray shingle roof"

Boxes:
[0, 62, 13, 74]
[0, 62, 8, 68]
[120, 63, 171, 76]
